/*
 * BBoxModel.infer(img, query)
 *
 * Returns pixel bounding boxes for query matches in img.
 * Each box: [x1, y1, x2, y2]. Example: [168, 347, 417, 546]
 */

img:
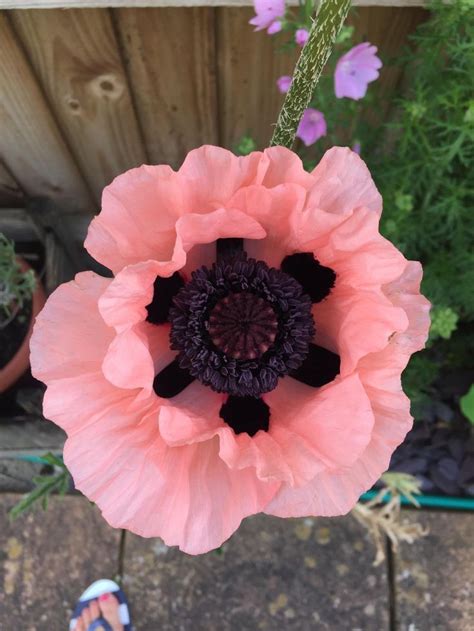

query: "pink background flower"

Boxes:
[295, 28, 309, 46]
[335, 42, 382, 100]
[249, 0, 285, 34]
[31, 145, 430, 555]
[276, 75, 292, 93]
[296, 108, 327, 146]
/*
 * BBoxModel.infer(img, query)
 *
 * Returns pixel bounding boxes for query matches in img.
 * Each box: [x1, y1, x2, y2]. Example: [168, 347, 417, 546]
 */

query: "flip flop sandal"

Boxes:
[70, 578, 133, 631]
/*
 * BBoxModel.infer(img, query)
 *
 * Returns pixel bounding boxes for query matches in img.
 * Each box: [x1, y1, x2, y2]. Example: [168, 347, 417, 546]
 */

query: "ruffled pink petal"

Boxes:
[315, 207, 407, 289]
[303, 206, 410, 374]
[256, 146, 315, 189]
[264, 356, 412, 518]
[264, 259, 430, 519]
[263, 373, 374, 485]
[99, 261, 159, 331]
[85, 165, 190, 274]
[30, 272, 113, 382]
[229, 183, 306, 268]
[158, 381, 225, 446]
[172, 207, 266, 277]
[311, 147, 382, 216]
[42, 371, 149, 435]
[90, 434, 278, 555]
[178, 145, 263, 212]
[314, 285, 409, 375]
[383, 261, 431, 354]
[43, 361, 277, 554]
[63, 407, 278, 553]
[101, 322, 156, 392]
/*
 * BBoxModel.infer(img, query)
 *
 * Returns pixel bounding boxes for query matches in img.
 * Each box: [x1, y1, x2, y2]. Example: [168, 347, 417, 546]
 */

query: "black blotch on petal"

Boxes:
[216, 238, 244, 262]
[220, 396, 270, 437]
[153, 359, 195, 398]
[281, 253, 336, 303]
[146, 272, 184, 325]
[290, 343, 340, 388]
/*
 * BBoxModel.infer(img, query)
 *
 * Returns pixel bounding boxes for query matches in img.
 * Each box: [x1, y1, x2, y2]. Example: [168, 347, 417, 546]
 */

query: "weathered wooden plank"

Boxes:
[115, 7, 218, 168]
[217, 7, 298, 150]
[394, 511, 474, 630]
[0, 0, 431, 9]
[0, 208, 41, 241]
[0, 163, 24, 208]
[0, 13, 92, 212]
[10, 9, 147, 203]
[0, 495, 121, 627]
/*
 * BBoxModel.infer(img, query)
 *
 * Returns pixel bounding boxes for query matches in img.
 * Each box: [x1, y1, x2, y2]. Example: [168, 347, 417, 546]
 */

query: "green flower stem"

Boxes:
[271, 0, 351, 149]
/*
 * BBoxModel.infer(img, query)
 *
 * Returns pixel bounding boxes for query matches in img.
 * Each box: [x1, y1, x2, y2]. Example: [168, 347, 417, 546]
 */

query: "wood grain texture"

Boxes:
[0, 0, 430, 8]
[0, 163, 24, 207]
[115, 7, 218, 168]
[217, 8, 298, 150]
[10, 8, 147, 203]
[0, 13, 92, 211]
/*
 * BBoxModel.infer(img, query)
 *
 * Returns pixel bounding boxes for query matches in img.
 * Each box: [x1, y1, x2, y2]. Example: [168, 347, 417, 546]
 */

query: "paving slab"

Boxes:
[0, 494, 121, 630]
[123, 514, 390, 631]
[394, 510, 474, 631]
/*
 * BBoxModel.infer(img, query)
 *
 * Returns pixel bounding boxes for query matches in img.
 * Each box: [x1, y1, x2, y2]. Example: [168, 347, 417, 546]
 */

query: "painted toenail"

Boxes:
[99, 593, 110, 601]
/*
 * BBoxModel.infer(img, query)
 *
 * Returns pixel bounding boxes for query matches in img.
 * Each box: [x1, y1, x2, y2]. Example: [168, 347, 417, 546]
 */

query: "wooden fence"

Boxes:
[0, 5, 427, 214]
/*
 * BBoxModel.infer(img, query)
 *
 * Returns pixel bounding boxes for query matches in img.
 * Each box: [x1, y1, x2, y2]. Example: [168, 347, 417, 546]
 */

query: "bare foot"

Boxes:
[74, 593, 123, 631]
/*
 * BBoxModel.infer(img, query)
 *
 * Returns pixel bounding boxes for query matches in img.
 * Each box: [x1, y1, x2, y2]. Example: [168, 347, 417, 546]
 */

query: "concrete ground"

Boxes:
[1, 496, 473, 630]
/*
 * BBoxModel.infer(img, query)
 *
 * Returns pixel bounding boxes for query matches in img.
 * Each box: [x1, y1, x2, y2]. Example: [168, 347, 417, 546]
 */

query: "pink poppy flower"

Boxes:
[30, 146, 430, 555]
[249, 0, 285, 34]
[295, 28, 310, 47]
[296, 108, 327, 146]
[276, 75, 292, 94]
[335, 42, 382, 100]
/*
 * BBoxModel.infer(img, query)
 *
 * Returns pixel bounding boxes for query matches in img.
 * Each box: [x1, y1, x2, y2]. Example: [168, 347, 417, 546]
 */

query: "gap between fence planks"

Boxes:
[0, 13, 93, 212]
[114, 7, 219, 168]
[10, 8, 147, 205]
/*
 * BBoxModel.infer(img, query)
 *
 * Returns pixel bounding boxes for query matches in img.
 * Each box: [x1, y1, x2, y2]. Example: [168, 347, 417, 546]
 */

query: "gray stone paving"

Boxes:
[395, 511, 474, 631]
[123, 513, 389, 631]
[0, 477, 472, 630]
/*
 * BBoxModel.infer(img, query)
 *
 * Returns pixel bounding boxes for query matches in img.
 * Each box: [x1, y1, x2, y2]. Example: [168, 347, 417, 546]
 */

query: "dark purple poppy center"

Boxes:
[168, 254, 315, 398]
[146, 239, 341, 437]
[208, 292, 278, 360]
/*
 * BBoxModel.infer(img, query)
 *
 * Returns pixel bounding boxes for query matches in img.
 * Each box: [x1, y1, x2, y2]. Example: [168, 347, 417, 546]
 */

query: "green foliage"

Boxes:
[429, 306, 459, 342]
[460, 385, 474, 425]
[0, 233, 36, 328]
[235, 135, 257, 156]
[370, 1, 474, 404]
[372, 1, 474, 314]
[9, 453, 70, 520]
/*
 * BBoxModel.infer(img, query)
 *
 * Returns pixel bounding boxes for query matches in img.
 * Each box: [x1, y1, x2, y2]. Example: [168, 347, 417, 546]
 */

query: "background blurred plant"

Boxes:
[0, 233, 36, 330]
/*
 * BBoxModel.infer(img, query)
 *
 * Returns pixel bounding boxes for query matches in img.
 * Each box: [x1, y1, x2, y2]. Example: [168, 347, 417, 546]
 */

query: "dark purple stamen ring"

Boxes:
[169, 255, 315, 397]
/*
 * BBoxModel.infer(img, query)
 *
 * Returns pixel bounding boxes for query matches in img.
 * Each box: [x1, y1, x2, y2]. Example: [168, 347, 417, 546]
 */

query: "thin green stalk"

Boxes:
[271, 0, 351, 148]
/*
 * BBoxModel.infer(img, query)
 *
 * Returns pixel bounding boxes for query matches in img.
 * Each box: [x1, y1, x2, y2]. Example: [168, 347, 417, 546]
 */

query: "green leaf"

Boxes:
[460, 384, 474, 425]
[9, 455, 70, 520]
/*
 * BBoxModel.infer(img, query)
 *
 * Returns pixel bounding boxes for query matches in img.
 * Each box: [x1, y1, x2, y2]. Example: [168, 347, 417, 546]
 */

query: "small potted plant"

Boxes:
[0, 233, 45, 393]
